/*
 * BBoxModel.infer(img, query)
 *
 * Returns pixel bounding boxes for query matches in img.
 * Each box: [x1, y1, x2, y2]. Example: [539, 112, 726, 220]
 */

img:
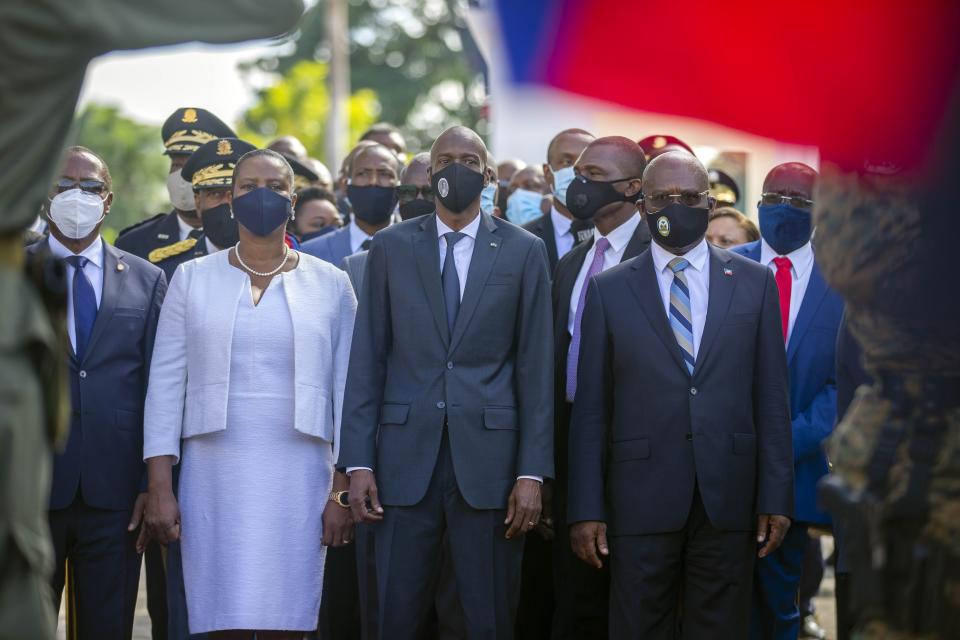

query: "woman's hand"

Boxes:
[145, 488, 181, 545]
[322, 501, 355, 547]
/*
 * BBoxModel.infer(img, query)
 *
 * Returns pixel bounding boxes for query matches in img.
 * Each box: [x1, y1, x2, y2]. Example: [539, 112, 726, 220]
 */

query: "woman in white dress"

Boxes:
[143, 149, 356, 639]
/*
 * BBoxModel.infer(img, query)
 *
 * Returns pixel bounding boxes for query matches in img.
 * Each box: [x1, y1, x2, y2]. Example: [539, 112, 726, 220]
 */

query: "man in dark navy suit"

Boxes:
[568, 151, 793, 639]
[547, 136, 650, 639]
[731, 162, 844, 640]
[36, 147, 166, 639]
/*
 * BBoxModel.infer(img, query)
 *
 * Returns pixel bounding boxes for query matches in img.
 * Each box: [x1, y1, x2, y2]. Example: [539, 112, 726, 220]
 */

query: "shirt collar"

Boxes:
[176, 214, 198, 242]
[48, 233, 104, 268]
[593, 213, 640, 254]
[651, 238, 709, 274]
[760, 238, 814, 279]
[349, 219, 373, 250]
[436, 211, 482, 240]
[550, 207, 572, 235]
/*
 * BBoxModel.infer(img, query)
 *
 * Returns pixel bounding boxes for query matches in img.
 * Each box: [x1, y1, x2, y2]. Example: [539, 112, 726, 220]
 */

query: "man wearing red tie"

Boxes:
[732, 163, 844, 640]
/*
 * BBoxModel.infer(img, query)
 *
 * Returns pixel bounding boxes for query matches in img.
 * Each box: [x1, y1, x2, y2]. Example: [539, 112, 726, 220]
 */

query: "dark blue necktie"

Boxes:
[441, 232, 465, 333]
[66, 255, 98, 360]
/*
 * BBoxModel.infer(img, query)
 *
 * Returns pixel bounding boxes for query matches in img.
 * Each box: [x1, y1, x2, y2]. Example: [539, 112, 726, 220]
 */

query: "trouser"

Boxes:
[516, 525, 553, 640]
[609, 485, 755, 640]
[372, 431, 524, 640]
[145, 544, 167, 640]
[319, 539, 361, 639]
[750, 523, 808, 640]
[798, 534, 824, 617]
[49, 493, 141, 640]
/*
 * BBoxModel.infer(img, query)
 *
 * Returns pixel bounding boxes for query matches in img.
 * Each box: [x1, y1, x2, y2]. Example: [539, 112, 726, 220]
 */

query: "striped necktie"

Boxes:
[668, 257, 695, 374]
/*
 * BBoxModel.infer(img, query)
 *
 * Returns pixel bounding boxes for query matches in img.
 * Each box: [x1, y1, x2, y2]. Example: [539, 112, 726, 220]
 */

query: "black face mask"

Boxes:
[347, 184, 397, 225]
[431, 163, 486, 214]
[200, 203, 239, 249]
[645, 203, 709, 250]
[566, 175, 638, 220]
[399, 198, 434, 221]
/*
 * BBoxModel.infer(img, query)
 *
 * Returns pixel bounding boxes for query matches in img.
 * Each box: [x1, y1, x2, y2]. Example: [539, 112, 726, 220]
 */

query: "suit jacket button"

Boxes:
[686, 432, 693, 441]
[79, 370, 87, 379]
[437, 401, 446, 409]
[689, 386, 697, 396]
[446, 362, 454, 370]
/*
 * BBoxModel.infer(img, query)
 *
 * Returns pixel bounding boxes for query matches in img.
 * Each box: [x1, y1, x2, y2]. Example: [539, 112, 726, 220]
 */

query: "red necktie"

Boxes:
[773, 257, 792, 341]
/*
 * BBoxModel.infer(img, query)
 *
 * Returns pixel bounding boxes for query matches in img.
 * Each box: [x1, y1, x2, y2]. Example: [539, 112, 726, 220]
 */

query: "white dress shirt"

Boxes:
[177, 214, 198, 242]
[349, 219, 374, 254]
[350, 213, 541, 483]
[48, 234, 104, 352]
[551, 207, 574, 260]
[650, 239, 711, 359]
[760, 239, 814, 343]
[568, 213, 641, 335]
[437, 212, 482, 300]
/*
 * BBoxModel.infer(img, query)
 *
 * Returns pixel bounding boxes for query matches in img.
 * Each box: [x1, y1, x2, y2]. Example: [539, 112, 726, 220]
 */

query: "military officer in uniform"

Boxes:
[115, 108, 235, 265]
[151, 137, 258, 280]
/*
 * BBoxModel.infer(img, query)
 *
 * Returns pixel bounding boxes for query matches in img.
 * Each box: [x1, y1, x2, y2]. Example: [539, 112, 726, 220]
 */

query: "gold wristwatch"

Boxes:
[329, 490, 350, 508]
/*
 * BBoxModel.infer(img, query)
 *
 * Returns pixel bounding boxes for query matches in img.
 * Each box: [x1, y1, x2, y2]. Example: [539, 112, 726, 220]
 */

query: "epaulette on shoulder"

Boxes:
[117, 212, 166, 238]
[148, 238, 198, 264]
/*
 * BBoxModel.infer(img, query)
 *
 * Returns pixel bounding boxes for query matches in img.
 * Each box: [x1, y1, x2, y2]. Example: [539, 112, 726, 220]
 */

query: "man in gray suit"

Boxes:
[340, 125, 554, 639]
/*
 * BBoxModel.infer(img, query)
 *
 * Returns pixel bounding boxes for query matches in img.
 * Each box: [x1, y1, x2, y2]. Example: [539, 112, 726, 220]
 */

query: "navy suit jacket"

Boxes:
[301, 224, 354, 266]
[338, 212, 555, 510]
[522, 213, 559, 273]
[114, 210, 180, 261]
[31, 240, 167, 511]
[732, 240, 844, 524]
[568, 244, 793, 534]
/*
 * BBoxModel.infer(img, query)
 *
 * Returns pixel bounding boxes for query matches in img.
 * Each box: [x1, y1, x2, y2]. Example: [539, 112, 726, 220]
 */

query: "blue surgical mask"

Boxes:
[551, 165, 576, 207]
[505, 188, 543, 225]
[758, 203, 812, 255]
[480, 184, 497, 216]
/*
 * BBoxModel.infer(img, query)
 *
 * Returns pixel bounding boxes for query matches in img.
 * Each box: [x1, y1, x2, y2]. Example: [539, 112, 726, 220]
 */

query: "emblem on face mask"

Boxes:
[437, 177, 449, 198]
[657, 216, 671, 237]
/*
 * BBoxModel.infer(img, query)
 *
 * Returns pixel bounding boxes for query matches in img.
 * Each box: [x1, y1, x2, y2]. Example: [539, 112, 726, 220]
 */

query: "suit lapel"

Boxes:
[413, 215, 450, 346]
[449, 213, 501, 354]
[336, 226, 353, 262]
[554, 239, 592, 338]
[83, 244, 127, 361]
[541, 214, 558, 267]
[786, 261, 828, 364]
[694, 246, 737, 374]
[627, 250, 688, 375]
[621, 222, 651, 262]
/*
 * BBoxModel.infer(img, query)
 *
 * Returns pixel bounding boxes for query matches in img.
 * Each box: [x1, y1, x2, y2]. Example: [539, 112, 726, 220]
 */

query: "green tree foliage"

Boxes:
[74, 104, 168, 242]
[237, 60, 381, 159]
[245, 0, 487, 154]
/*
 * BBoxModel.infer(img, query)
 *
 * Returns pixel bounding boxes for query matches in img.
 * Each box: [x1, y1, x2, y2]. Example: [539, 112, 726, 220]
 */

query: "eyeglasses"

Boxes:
[396, 184, 433, 203]
[55, 179, 106, 195]
[643, 190, 708, 211]
[760, 193, 814, 210]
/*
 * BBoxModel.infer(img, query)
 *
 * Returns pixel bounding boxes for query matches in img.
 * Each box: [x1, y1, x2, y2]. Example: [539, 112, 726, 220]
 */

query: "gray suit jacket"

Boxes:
[338, 212, 555, 510]
[301, 224, 353, 266]
[340, 250, 368, 293]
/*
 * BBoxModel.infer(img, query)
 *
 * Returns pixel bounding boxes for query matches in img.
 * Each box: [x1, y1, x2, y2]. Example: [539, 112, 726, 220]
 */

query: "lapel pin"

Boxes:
[490, 242, 498, 248]
[723, 268, 733, 276]
[116, 263, 125, 272]
[157, 233, 170, 240]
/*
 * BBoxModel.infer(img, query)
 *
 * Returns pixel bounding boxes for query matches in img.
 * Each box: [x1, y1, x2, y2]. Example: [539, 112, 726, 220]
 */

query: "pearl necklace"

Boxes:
[234, 242, 290, 277]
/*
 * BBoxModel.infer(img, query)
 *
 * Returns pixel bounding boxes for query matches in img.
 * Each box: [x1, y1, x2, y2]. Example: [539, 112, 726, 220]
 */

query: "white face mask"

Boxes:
[48, 189, 105, 239]
[551, 165, 576, 207]
[166, 171, 197, 212]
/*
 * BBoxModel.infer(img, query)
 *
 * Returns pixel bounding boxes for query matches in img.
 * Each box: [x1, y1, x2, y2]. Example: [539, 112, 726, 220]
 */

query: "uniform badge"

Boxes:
[723, 268, 733, 276]
[657, 216, 671, 237]
[182, 108, 199, 123]
[437, 177, 449, 198]
[217, 139, 233, 156]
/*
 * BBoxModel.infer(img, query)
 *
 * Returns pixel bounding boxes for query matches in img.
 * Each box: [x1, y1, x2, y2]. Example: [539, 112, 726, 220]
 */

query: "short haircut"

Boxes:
[361, 122, 401, 138]
[233, 148, 294, 188]
[591, 136, 647, 178]
[64, 145, 112, 191]
[352, 143, 403, 176]
[710, 206, 760, 242]
[294, 186, 336, 212]
[546, 127, 595, 162]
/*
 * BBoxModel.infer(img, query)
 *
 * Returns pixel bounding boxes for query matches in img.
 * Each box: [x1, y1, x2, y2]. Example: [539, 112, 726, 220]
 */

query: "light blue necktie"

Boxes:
[668, 257, 695, 374]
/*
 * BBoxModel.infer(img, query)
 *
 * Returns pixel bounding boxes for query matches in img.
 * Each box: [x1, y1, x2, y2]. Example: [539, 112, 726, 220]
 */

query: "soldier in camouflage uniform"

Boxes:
[0, 2, 304, 638]
[816, 151, 960, 639]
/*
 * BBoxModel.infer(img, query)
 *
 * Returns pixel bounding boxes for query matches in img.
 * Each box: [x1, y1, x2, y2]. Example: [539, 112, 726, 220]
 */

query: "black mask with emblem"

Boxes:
[201, 203, 239, 249]
[645, 203, 709, 250]
[431, 163, 486, 214]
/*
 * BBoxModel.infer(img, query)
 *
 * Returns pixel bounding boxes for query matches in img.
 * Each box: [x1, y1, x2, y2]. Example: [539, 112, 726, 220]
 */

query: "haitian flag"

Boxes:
[494, 0, 960, 172]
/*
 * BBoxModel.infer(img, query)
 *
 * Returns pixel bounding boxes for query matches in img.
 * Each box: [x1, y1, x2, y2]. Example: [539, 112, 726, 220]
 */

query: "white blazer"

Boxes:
[143, 249, 357, 464]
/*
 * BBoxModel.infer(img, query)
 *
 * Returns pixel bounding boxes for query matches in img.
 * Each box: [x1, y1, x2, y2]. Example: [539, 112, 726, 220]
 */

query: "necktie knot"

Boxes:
[188, 229, 203, 240]
[444, 232, 465, 249]
[773, 256, 793, 273]
[66, 255, 89, 270]
[594, 237, 611, 254]
[361, 238, 372, 251]
[668, 257, 689, 274]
